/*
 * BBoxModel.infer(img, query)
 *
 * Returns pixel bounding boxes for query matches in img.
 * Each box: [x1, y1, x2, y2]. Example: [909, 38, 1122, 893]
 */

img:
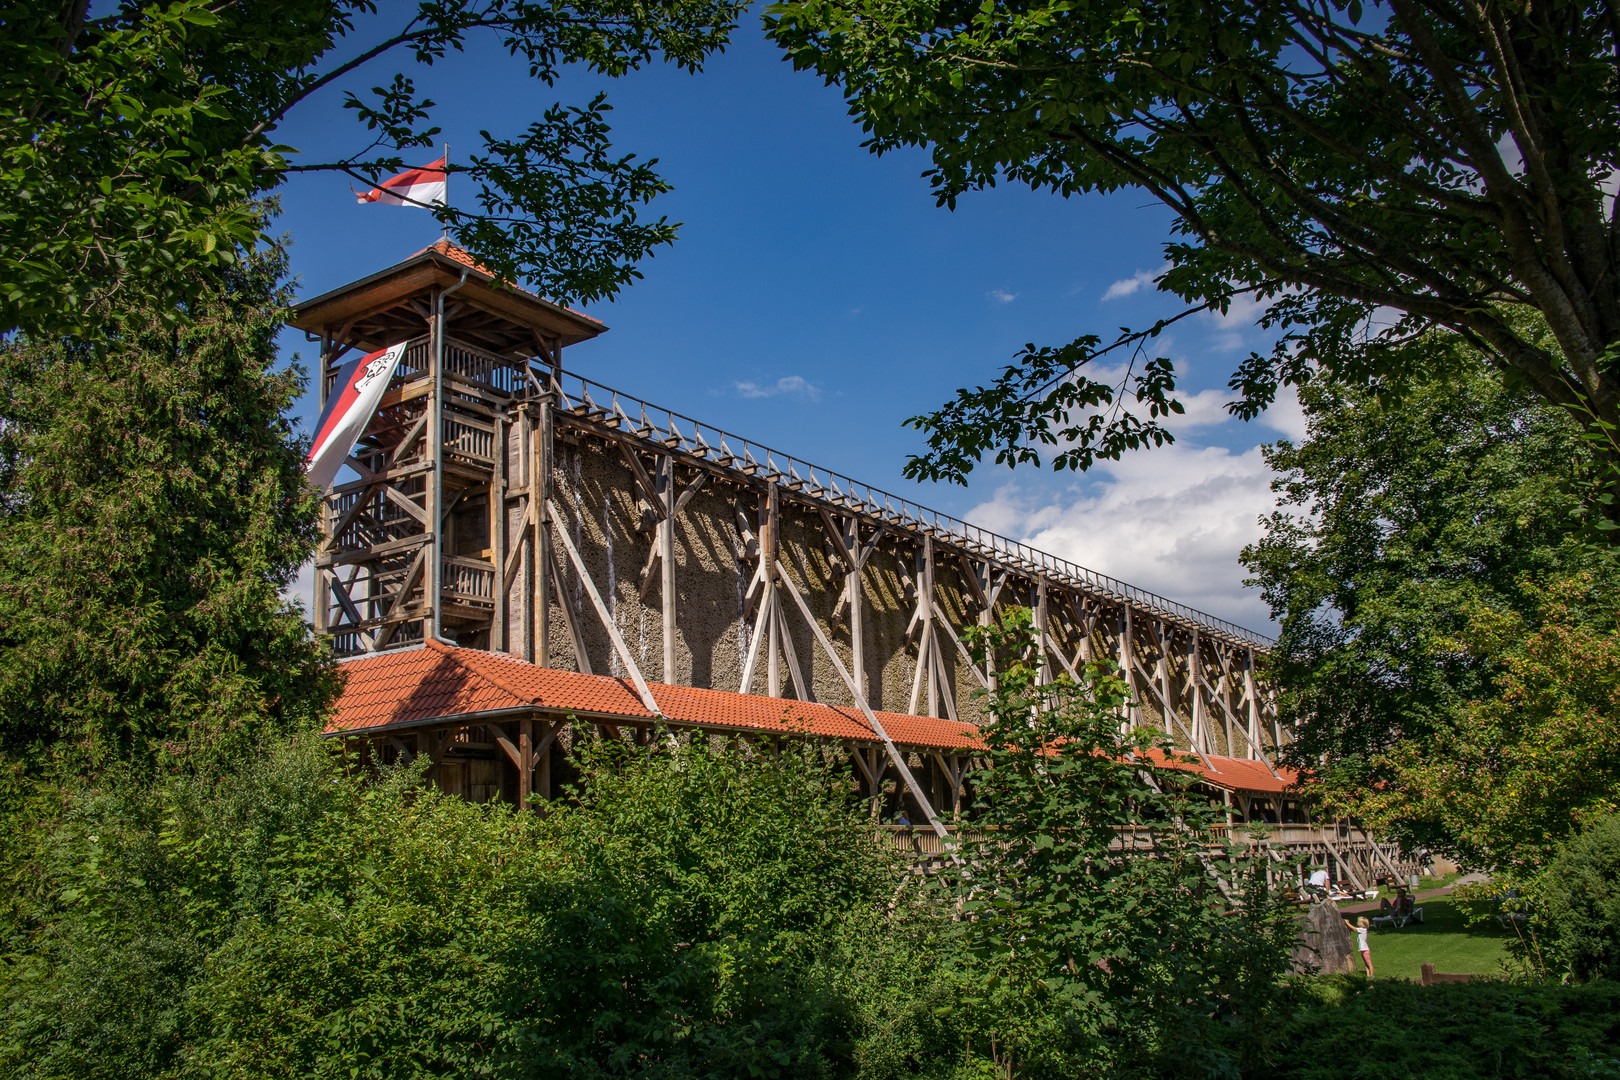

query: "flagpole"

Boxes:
[441, 141, 450, 241]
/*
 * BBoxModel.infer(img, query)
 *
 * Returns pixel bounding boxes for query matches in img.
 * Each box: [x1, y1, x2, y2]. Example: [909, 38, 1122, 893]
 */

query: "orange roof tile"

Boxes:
[326, 641, 1290, 792]
[1144, 746, 1299, 794]
[414, 240, 604, 325]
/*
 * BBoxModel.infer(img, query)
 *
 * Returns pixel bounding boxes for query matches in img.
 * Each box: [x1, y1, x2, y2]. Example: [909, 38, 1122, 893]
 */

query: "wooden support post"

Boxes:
[848, 520, 866, 697]
[1246, 650, 1264, 762]
[738, 578, 770, 695]
[1035, 579, 1050, 688]
[660, 454, 677, 683]
[491, 411, 507, 652]
[547, 498, 661, 715]
[518, 409, 534, 662]
[537, 727, 552, 800]
[775, 596, 812, 701]
[1119, 606, 1137, 730]
[535, 394, 552, 664]
[1159, 622, 1175, 739]
[518, 716, 533, 810]
[1189, 629, 1206, 755]
[426, 287, 443, 640]
[762, 485, 780, 697]
[775, 561, 950, 839]
[923, 538, 937, 718]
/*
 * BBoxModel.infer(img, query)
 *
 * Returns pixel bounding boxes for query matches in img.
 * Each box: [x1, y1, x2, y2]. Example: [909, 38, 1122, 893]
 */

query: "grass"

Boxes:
[1350, 896, 1514, 981]
[1333, 869, 1473, 911]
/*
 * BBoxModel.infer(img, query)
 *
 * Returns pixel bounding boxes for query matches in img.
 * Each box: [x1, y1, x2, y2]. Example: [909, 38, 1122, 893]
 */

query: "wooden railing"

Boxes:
[546, 366, 1275, 649]
[873, 823, 1411, 862]
[441, 558, 496, 608]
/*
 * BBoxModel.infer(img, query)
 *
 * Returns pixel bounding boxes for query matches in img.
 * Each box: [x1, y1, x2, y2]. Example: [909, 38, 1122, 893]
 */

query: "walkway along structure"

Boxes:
[295, 243, 1419, 887]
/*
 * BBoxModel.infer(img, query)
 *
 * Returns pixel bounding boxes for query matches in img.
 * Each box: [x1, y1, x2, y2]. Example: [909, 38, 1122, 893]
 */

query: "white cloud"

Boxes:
[734, 375, 822, 401]
[1260, 383, 1308, 442]
[964, 442, 1281, 631]
[986, 288, 1018, 304]
[1102, 263, 1169, 301]
[1198, 292, 1268, 352]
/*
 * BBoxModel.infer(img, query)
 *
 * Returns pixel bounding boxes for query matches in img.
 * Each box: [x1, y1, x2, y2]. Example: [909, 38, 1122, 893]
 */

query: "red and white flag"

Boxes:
[306, 342, 409, 491]
[355, 157, 447, 208]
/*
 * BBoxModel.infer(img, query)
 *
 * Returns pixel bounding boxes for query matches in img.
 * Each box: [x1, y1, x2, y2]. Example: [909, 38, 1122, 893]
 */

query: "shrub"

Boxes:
[0, 733, 964, 1080]
[1538, 814, 1620, 983]
[1266, 976, 1620, 1080]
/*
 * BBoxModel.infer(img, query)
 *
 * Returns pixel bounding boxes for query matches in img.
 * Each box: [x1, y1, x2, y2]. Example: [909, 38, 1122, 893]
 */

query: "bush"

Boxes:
[1265, 977, 1620, 1080]
[945, 610, 1299, 1080]
[1538, 815, 1620, 983]
[0, 733, 964, 1080]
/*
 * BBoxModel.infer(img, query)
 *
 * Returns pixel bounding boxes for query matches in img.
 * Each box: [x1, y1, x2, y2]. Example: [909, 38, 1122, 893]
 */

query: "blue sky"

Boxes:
[273, 15, 1304, 631]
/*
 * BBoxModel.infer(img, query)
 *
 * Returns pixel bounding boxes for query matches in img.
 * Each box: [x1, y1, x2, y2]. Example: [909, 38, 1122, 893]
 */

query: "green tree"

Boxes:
[0, 240, 336, 779]
[762, 0, 1620, 484]
[0, 738, 545, 1080]
[1241, 360, 1620, 870]
[507, 735, 944, 1079]
[3, 0, 743, 339]
[0, 733, 962, 1080]
[1536, 814, 1620, 982]
[1375, 577, 1620, 874]
[945, 609, 1295, 1079]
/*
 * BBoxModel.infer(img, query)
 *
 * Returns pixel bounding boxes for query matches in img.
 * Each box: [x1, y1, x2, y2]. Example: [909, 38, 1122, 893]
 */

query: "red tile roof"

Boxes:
[326, 641, 1292, 792]
[327, 640, 982, 750]
[414, 240, 604, 325]
[1144, 746, 1299, 794]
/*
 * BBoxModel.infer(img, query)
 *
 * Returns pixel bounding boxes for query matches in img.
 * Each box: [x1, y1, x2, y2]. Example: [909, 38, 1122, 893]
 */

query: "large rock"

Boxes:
[1292, 901, 1357, 974]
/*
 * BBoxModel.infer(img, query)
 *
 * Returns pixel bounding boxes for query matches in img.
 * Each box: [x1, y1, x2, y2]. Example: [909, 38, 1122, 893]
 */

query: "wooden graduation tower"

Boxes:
[291, 242, 603, 655]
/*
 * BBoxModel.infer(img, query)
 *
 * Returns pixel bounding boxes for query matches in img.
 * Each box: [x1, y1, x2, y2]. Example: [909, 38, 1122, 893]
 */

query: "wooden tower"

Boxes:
[290, 241, 603, 656]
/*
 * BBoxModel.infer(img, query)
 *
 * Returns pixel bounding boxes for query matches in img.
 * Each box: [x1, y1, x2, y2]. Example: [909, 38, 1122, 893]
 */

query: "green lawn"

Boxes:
[1351, 897, 1514, 981]
[1333, 870, 1474, 911]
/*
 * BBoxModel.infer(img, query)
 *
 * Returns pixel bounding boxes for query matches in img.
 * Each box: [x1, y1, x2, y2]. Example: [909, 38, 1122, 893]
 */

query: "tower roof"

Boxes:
[290, 240, 607, 353]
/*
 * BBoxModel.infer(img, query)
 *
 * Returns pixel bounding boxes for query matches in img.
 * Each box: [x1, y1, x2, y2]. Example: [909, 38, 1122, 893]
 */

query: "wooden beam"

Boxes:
[491, 412, 506, 651]
[518, 717, 533, 810]
[546, 543, 593, 676]
[774, 593, 812, 701]
[491, 726, 524, 769]
[386, 735, 415, 763]
[660, 454, 677, 683]
[546, 498, 661, 716]
[382, 484, 429, 525]
[327, 576, 377, 651]
[672, 471, 708, 516]
[738, 586, 771, 695]
[847, 741, 878, 789]
[534, 401, 551, 664]
[774, 560, 949, 839]
[503, 497, 534, 592]
[616, 441, 664, 514]
[933, 601, 990, 690]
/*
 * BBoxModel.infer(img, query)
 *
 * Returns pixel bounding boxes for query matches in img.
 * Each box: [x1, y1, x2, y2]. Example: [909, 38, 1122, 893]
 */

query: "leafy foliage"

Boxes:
[0, 241, 335, 779]
[1, 738, 542, 1080]
[2, 0, 744, 338]
[763, 0, 1620, 484]
[503, 735, 924, 1079]
[1536, 815, 1620, 983]
[943, 609, 1297, 1078]
[0, 733, 965, 1080]
[1376, 578, 1620, 875]
[1241, 360, 1620, 871]
[1261, 976, 1620, 1080]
